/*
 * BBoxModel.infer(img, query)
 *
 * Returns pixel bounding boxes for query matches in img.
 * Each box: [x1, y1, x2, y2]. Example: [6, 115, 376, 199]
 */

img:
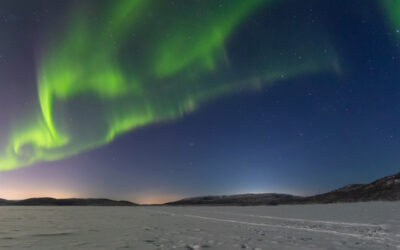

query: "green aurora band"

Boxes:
[382, 0, 400, 37]
[0, 0, 340, 170]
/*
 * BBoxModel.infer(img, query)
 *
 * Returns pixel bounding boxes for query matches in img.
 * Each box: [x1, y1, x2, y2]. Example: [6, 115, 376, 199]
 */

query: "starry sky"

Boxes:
[0, 0, 399, 204]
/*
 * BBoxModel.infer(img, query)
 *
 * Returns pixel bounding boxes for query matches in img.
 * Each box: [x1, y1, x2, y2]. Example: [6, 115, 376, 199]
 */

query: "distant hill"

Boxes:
[302, 172, 400, 203]
[1, 172, 399, 206]
[166, 193, 301, 206]
[0, 198, 136, 206]
[167, 172, 400, 205]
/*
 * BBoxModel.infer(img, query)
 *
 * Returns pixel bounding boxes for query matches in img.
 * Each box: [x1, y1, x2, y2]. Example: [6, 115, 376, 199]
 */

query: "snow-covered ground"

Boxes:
[0, 202, 399, 249]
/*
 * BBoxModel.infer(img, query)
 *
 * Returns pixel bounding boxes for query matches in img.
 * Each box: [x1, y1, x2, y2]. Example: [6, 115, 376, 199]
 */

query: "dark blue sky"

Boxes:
[0, 0, 399, 204]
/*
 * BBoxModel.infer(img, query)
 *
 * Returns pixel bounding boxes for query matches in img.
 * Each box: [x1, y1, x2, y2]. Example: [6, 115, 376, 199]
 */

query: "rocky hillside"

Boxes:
[304, 172, 400, 203]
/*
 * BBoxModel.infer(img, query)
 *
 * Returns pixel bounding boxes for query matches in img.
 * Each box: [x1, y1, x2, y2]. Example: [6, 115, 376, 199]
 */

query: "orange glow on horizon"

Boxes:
[132, 192, 186, 205]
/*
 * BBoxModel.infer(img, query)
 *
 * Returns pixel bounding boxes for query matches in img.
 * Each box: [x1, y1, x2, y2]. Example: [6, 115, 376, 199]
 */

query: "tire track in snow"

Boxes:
[155, 210, 397, 247]
[195, 210, 383, 228]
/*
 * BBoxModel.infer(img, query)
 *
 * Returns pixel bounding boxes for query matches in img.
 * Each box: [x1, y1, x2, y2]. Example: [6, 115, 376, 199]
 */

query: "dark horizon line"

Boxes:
[1, 171, 399, 206]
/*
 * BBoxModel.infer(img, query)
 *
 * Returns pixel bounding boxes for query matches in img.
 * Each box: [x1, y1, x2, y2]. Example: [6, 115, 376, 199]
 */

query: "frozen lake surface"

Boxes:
[0, 202, 399, 249]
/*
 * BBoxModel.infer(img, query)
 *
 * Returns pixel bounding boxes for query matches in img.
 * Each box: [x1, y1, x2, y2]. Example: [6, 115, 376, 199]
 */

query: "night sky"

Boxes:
[0, 0, 399, 204]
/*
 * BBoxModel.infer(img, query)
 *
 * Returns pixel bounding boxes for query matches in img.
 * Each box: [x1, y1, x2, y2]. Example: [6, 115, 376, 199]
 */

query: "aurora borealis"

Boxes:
[0, 0, 338, 170]
[0, 0, 400, 202]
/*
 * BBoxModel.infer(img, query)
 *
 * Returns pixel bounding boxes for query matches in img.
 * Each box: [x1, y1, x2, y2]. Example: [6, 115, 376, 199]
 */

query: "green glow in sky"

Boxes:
[382, 0, 400, 37]
[0, 0, 339, 170]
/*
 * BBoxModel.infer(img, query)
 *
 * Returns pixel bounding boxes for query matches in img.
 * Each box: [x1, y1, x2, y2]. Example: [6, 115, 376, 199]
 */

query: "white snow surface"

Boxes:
[0, 201, 399, 249]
